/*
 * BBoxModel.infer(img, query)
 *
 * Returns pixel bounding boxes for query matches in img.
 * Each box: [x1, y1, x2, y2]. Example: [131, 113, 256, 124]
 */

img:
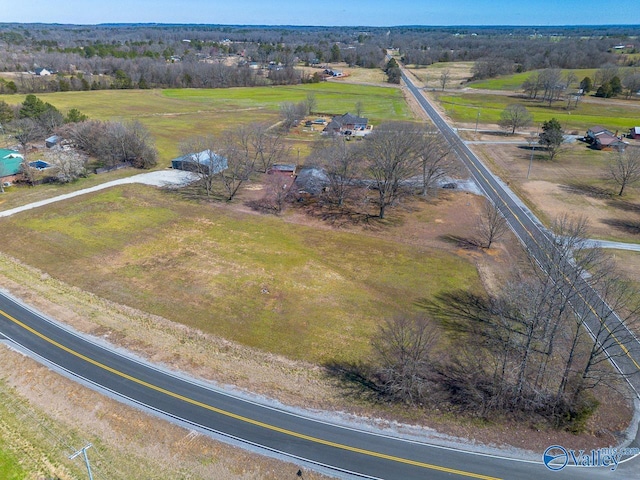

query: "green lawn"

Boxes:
[0, 446, 25, 480]
[1, 84, 411, 163]
[437, 92, 640, 133]
[467, 68, 603, 91]
[0, 185, 480, 364]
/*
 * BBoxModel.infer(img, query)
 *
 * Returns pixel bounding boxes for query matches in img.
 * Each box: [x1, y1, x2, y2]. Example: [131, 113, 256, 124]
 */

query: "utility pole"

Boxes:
[526, 133, 537, 179]
[474, 109, 480, 136]
[69, 443, 94, 480]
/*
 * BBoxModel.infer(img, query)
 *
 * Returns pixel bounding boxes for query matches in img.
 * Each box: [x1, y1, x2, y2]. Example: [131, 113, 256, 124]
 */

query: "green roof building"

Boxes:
[0, 149, 24, 177]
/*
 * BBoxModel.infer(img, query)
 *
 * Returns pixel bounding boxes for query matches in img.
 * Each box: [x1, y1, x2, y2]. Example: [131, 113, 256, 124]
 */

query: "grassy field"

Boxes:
[0, 185, 481, 364]
[471, 139, 640, 243]
[0, 446, 25, 480]
[436, 92, 640, 133]
[0, 83, 411, 163]
[467, 68, 604, 91]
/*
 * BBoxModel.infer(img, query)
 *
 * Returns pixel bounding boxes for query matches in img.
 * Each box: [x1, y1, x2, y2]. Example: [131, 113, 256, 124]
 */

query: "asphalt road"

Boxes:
[0, 290, 632, 480]
[400, 69, 640, 403]
[0, 76, 638, 479]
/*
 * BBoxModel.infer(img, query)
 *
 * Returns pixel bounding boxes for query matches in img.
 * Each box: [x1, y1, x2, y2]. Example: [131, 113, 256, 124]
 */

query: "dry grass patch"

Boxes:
[0, 346, 333, 480]
[407, 62, 475, 90]
[470, 142, 640, 242]
[0, 185, 481, 365]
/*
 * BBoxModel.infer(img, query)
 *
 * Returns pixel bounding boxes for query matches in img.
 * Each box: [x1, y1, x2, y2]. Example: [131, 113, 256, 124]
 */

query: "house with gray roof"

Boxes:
[171, 150, 228, 175]
[323, 113, 370, 136]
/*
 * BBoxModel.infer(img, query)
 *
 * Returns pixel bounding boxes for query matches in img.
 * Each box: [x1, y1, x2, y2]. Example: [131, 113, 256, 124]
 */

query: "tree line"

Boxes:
[329, 215, 638, 432]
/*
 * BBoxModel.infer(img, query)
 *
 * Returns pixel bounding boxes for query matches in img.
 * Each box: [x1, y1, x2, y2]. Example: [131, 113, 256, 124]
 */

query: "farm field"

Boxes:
[466, 68, 638, 91]
[434, 91, 640, 133]
[0, 184, 482, 364]
[0, 82, 412, 164]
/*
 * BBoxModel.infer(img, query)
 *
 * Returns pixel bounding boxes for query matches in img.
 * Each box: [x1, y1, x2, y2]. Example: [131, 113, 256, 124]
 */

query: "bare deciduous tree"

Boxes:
[417, 129, 452, 196]
[178, 135, 221, 199]
[371, 315, 440, 405]
[249, 123, 289, 173]
[218, 126, 259, 201]
[498, 104, 533, 135]
[263, 172, 292, 214]
[313, 136, 360, 207]
[10, 118, 44, 154]
[279, 101, 307, 130]
[361, 122, 421, 219]
[439, 69, 450, 91]
[622, 70, 640, 99]
[474, 200, 508, 249]
[608, 147, 640, 196]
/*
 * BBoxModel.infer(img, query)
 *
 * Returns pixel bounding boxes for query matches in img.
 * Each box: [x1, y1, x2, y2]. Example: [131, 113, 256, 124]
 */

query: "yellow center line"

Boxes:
[0, 307, 500, 480]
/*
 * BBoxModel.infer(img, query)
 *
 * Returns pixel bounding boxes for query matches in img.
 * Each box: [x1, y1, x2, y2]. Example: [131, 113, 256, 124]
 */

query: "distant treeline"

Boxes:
[0, 23, 637, 93]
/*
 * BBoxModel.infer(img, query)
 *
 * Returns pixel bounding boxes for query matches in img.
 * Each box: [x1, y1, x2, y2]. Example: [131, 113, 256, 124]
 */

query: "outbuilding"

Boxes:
[267, 164, 297, 176]
[171, 150, 228, 174]
[0, 149, 24, 183]
[45, 135, 61, 148]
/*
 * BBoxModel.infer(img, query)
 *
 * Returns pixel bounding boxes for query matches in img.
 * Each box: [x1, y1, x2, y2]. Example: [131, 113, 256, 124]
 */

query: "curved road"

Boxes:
[0, 290, 628, 480]
[0, 78, 638, 478]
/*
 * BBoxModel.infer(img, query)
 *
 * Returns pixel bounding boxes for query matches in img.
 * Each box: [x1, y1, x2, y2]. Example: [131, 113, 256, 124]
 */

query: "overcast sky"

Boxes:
[4, 0, 638, 26]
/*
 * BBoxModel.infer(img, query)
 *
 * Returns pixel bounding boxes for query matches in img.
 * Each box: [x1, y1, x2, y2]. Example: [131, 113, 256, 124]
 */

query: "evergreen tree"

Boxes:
[330, 43, 341, 63]
[538, 118, 564, 160]
[19, 94, 47, 118]
[579, 76, 592, 93]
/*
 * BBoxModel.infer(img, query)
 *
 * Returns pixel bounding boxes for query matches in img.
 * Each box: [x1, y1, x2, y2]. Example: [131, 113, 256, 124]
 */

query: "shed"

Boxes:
[171, 150, 228, 175]
[45, 135, 61, 148]
[630, 127, 640, 139]
[267, 164, 297, 176]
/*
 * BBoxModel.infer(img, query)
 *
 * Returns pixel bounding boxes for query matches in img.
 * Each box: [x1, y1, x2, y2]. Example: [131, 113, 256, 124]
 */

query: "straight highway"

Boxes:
[400, 67, 640, 409]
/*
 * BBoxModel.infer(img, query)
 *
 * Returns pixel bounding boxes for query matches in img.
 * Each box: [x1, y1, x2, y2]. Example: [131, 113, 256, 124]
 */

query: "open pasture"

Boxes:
[0, 185, 481, 364]
[1, 83, 411, 163]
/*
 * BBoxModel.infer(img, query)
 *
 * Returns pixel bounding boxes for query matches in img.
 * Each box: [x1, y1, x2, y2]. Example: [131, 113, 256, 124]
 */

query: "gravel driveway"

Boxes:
[0, 169, 197, 218]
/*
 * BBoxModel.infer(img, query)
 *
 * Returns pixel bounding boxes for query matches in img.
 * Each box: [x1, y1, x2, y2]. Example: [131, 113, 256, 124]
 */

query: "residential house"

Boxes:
[585, 126, 613, 144]
[323, 113, 370, 135]
[594, 134, 627, 151]
[34, 68, 52, 76]
[171, 150, 228, 175]
[586, 126, 627, 151]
